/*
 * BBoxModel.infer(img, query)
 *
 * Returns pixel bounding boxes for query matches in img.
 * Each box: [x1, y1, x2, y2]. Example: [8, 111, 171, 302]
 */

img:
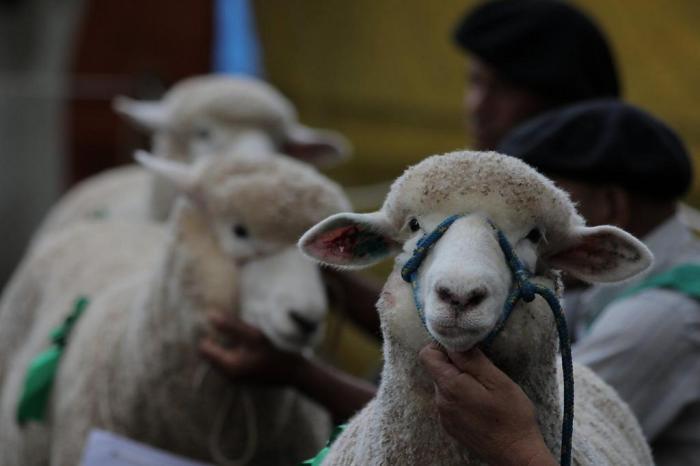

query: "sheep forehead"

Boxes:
[200, 156, 351, 243]
[383, 151, 581, 234]
[165, 75, 296, 128]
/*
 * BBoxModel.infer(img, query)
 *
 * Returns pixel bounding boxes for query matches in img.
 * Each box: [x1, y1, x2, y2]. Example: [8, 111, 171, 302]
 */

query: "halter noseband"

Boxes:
[400, 214, 574, 466]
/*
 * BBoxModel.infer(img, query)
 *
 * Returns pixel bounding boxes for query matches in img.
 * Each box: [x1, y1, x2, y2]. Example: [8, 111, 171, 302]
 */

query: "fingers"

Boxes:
[199, 338, 246, 376]
[445, 347, 508, 391]
[419, 342, 461, 382]
[208, 312, 266, 343]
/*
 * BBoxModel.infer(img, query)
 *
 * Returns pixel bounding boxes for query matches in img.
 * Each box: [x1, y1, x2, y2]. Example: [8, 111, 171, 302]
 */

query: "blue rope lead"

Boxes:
[401, 216, 574, 466]
[401, 215, 462, 325]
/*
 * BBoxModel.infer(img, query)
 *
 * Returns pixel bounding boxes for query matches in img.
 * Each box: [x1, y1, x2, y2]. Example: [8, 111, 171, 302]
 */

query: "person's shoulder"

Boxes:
[600, 286, 700, 341]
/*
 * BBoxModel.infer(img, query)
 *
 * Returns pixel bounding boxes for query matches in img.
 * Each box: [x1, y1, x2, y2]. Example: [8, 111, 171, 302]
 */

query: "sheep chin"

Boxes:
[427, 329, 484, 353]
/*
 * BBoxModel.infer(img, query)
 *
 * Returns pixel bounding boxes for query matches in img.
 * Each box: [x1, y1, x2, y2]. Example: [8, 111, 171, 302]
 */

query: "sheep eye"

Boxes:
[526, 228, 542, 243]
[232, 224, 249, 238]
[408, 218, 421, 232]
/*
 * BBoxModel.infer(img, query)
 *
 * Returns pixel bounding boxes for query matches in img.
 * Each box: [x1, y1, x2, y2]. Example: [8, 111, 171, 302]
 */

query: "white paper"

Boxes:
[80, 429, 214, 466]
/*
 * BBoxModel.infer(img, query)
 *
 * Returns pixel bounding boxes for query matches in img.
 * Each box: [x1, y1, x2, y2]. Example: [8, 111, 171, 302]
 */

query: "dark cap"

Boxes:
[454, 0, 620, 103]
[498, 99, 692, 200]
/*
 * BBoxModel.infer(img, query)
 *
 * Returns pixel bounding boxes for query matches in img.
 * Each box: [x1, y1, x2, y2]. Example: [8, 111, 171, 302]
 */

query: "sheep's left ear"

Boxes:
[113, 96, 169, 132]
[282, 126, 351, 167]
[135, 150, 199, 195]
[299, 212, 401, 269]
[546, 225, 653, 283]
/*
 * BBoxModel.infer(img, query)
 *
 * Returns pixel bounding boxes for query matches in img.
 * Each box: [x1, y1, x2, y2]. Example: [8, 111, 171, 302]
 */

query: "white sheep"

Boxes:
[34, 74, 350, 236]
[0, 74, 350, 384]
[0, 150, 351, 466]
[299, 150, 654, 465]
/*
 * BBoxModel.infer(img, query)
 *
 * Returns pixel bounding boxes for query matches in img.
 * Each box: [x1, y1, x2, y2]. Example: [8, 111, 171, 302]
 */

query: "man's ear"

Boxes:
[545, 225, 653, 283]
[299, 212, 401, 269]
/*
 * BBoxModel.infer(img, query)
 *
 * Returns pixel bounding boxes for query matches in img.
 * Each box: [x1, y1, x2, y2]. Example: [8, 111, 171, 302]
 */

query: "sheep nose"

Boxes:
[435, 285, 488, 312]
[289, 311, 319, 335]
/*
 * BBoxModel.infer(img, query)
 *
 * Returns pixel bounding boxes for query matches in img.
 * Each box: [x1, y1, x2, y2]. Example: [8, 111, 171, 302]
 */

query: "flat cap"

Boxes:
[498, 99, 693, 200]
[454, 0, 620, 103]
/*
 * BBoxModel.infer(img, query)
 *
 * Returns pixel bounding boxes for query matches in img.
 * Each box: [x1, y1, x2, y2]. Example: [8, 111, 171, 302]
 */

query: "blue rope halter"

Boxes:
[400, 215, 574, 466]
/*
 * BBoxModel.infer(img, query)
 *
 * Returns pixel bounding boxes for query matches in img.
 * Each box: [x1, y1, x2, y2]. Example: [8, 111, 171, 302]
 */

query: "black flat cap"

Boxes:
[454, 0, 620, 103]
[498, 99, 692, 200]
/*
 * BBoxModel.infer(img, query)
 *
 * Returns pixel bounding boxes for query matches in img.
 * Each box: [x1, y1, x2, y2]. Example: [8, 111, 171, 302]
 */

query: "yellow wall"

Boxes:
[255, 0, 700, 202]
[254, 1, 700, 376]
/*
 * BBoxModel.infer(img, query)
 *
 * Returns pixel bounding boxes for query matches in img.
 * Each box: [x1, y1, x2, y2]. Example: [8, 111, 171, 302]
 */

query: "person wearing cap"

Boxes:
[499, 99, 700, 465]
[453, 0, 620, 150]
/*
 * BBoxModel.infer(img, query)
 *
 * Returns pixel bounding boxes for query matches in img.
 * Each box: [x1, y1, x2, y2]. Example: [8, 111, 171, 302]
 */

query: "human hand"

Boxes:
[199, 312, 306, 386]
[418, 343, 556, 466]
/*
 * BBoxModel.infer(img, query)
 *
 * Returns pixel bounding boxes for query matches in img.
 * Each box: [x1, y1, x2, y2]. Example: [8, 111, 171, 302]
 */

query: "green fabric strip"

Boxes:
[585, 263, 700, 330]
[615, 263, 700, 300]
[16, 296, 89, 425]
[300, 423, 347, 466]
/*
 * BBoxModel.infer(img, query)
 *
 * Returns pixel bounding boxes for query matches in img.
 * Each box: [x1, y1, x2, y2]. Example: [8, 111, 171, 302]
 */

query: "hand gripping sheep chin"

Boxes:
[299, 151, 655, 465]
[0, 151, 350, 466]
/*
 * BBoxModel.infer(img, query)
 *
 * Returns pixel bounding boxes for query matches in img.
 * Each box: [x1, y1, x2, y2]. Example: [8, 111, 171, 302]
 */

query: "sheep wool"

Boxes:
[300, 150, 654, 465]
[0, 151, 350, 466]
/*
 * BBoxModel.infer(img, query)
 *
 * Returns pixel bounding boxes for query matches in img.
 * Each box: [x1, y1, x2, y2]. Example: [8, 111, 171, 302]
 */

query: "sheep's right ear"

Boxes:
[282, 126, 351, 168]
[299, 212, 401, 269]
[545, 225, 653, 283]
[113, 96, 169, 132]
[135, 150, 198, 194]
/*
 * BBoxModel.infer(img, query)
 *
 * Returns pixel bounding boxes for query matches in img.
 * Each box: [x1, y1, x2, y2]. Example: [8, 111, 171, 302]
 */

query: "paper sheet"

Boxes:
[80, 429, 214, 466]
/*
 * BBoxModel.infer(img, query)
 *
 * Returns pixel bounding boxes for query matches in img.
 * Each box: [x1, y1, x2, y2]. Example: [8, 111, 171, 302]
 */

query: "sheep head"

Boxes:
[137, 150, 351, 351]
[300, 151, 652, 352]
[115, 75, 350, 167]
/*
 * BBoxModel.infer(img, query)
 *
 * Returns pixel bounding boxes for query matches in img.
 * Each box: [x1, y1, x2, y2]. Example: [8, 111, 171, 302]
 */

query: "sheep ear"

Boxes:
[135, 150, 198, 194]
[113, 96, 169, 132]
[299, 212, 401, 269]
[282, 126, 351, 167]
[546, 225, 653, 283]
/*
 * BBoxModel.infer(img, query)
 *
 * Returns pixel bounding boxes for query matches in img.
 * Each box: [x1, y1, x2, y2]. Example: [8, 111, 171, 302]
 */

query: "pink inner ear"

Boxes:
[549, 229, 645, 280]
[306, 225, 364, 263]
[306, 223, 392, 265]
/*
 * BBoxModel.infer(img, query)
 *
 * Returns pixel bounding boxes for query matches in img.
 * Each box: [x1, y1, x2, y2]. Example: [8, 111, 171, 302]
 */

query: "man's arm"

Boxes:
[199, 313, 377, 424]
[323, 269, 383, 339]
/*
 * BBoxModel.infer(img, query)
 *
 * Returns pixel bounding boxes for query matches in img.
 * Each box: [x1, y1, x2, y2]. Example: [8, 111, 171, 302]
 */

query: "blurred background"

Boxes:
[1, 0, 699, 374]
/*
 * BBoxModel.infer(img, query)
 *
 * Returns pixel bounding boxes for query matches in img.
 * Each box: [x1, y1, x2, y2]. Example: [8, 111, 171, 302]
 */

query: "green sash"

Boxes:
[16, 296, 89, 425]
[300, 423, 347, 466]
[585, 263, 700, 330]
[615, 263, 700, 300]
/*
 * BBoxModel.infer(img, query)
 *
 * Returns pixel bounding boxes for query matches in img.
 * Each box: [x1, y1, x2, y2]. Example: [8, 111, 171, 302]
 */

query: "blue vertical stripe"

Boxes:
[213, 0, 264, 77]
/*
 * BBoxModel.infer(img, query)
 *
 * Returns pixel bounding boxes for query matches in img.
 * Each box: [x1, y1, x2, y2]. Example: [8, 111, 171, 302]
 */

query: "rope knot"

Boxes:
[519, 281, 537, 302]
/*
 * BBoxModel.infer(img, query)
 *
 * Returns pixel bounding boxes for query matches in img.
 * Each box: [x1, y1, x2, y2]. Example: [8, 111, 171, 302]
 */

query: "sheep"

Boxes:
[34, 74, 351, 236]
[0, 150, 351, 466]
[299, 150, 654, 465]
[0, 74, 351, 384]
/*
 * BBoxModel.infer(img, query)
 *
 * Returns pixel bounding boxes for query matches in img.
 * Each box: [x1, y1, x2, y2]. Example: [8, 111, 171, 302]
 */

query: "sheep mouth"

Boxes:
[427, 321, 491, 352]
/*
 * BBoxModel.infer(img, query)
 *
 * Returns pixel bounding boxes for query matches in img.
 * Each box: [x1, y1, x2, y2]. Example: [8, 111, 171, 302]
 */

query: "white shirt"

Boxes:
[568, 214, 700, 466]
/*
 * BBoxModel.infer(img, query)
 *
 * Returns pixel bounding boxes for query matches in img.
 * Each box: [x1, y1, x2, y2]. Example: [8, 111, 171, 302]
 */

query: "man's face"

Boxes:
[465, 56, 548, 150]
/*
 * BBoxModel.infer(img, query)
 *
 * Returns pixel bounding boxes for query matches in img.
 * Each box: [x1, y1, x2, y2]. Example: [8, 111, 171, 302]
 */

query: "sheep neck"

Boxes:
[375, 269, 562, 463]
[115, 201, 252, 458]
[148, 133, 189, 221]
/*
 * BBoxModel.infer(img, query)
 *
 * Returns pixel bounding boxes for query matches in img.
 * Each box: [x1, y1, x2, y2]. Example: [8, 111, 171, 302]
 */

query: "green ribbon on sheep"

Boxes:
[16, 296, 89, 425]
[299, 423, 347, 465]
